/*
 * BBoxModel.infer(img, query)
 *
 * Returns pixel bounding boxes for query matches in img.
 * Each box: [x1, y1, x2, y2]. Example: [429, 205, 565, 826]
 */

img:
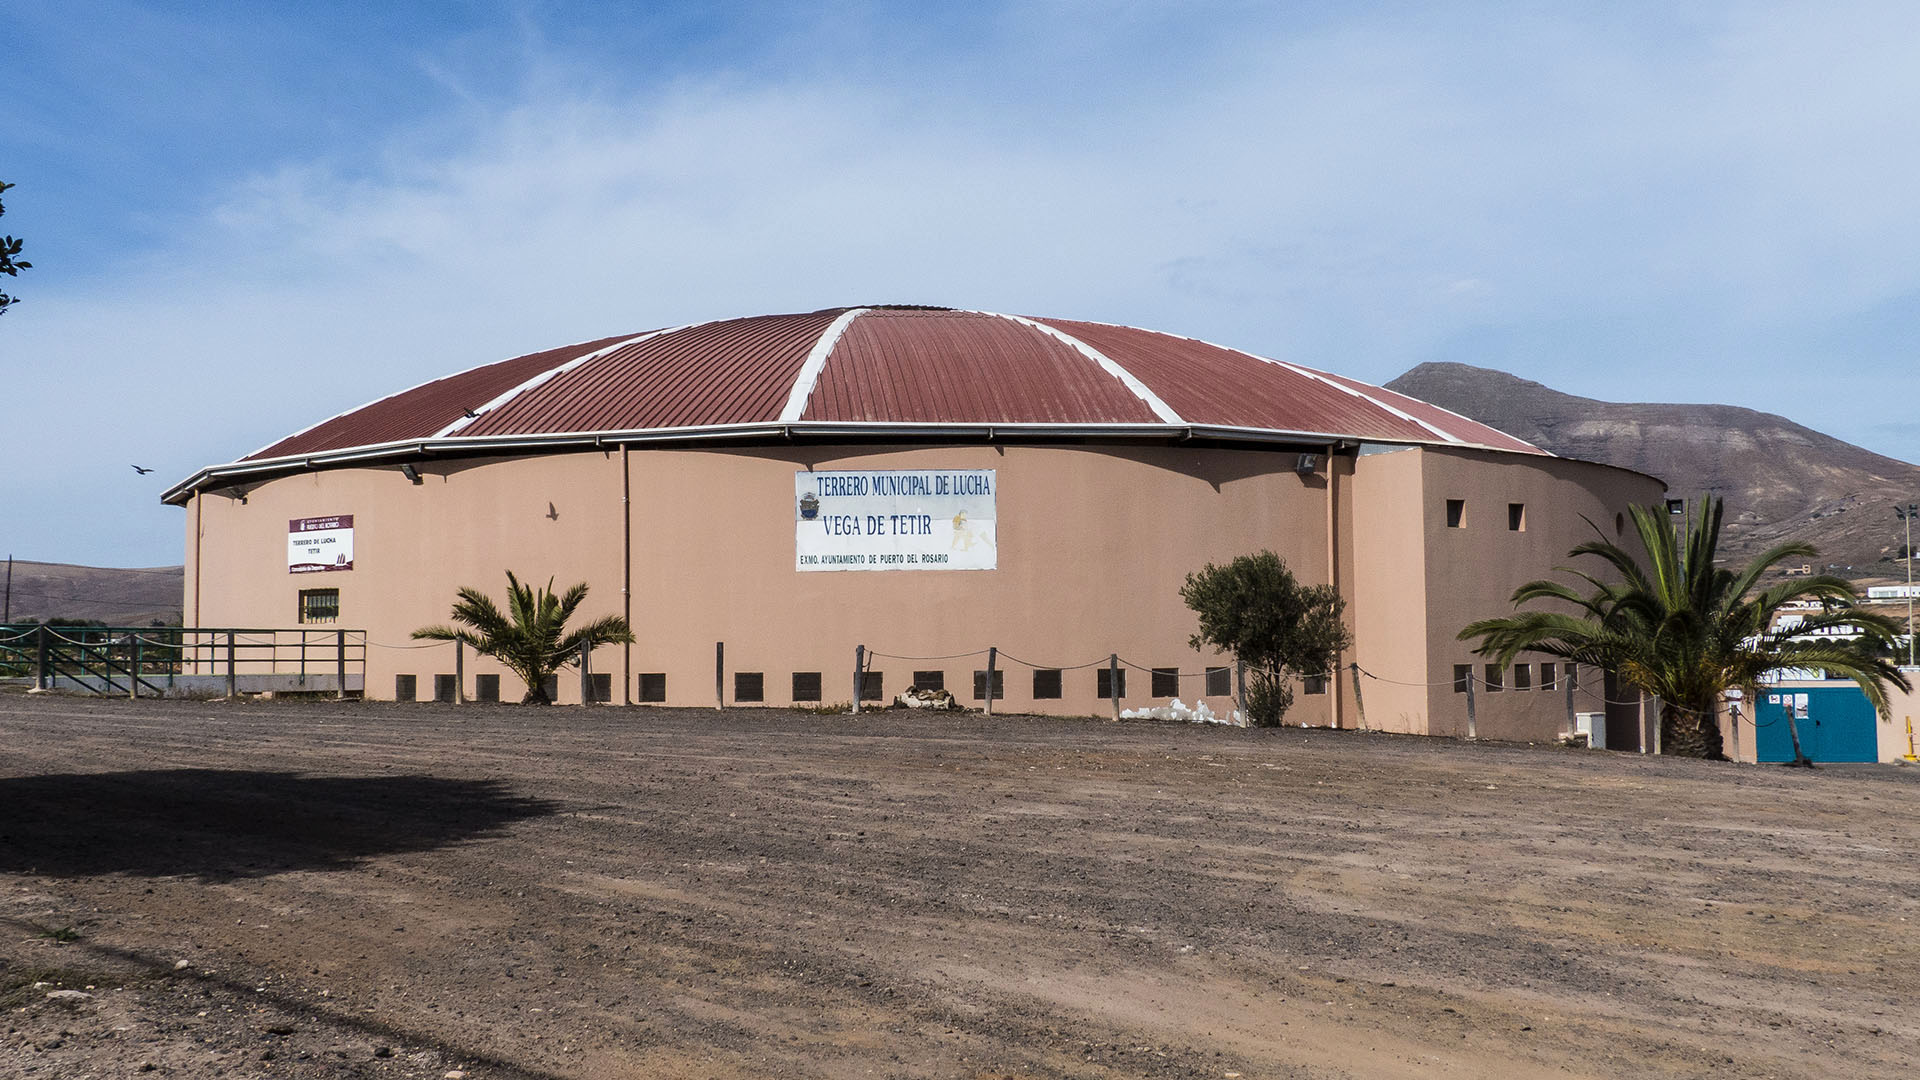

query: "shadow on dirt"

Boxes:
[0, 769, 558, 880]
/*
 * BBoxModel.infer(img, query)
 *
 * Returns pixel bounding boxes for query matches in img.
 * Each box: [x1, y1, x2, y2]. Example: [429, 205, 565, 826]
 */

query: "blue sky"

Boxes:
[4, 1, 1919, 567]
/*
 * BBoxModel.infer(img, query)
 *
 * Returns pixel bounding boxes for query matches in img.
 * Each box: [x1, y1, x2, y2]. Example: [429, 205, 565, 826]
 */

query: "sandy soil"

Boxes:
[1, 695, 1917, 1079]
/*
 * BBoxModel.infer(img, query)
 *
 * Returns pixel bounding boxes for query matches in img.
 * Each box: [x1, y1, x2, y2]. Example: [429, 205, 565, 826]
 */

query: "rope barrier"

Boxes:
[865, 648, 990, 662]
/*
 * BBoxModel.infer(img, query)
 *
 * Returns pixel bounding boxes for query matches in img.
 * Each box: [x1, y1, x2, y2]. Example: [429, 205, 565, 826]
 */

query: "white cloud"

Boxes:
[9, 1, 1920, 565]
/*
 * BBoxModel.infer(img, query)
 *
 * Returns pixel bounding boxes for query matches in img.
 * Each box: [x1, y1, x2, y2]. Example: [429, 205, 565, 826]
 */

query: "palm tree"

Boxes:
[413, 572, 634, 704]
[1459, 496, 1909, 760]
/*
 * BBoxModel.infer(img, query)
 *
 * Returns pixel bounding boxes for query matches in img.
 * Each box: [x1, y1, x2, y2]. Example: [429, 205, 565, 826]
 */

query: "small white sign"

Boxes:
[289, 515, 354, 573]
[796, 470, 996, 572]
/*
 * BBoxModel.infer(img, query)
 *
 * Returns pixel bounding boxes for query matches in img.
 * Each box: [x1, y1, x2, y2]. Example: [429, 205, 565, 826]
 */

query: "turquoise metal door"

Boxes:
[1756, 687, 1879, 763]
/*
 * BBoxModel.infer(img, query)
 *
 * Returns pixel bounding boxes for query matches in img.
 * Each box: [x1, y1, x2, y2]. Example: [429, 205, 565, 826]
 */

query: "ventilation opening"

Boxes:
[475, 674, 500, 703]
[637, 673, 666, 702]
[792, 672, 822, 702]
[394, 674, 416, 702]
[1205, 666, 1230, 696]
[1032, 669, 1063, 699]
[734, 672, 764, 702]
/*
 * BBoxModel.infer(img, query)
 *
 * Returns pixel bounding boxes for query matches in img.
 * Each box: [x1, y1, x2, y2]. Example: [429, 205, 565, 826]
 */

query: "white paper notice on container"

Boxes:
[796, 470, 996, 571]
[288, 515, 354, 573]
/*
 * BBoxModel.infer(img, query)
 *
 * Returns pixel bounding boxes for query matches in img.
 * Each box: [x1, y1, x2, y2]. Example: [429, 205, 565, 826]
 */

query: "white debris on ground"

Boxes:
[1120, 698, 1245, 727]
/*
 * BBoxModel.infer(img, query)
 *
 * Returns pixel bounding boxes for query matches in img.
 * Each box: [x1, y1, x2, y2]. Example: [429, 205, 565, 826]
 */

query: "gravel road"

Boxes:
[2, 695, 1917, 1078]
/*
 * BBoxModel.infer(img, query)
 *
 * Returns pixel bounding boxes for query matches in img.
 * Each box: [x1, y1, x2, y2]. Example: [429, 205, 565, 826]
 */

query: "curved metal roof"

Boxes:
[166, 306, 1544, 503]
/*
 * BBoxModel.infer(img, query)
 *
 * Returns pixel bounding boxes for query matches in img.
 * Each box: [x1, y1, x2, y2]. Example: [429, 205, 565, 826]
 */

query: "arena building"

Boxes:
[165, 306, 1664, 739]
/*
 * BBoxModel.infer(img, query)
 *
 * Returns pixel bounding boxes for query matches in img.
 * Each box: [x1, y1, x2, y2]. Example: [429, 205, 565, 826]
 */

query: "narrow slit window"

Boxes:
[1564, 662, 1579, 690]
[1483, 663, 1503, 692]
[1446, 499, 1466, 528]
[1513, 664, 1531, 691]
[1508, 503, 1526, 531]
[1453, 664, 1471, 693]
[1539, 663, 1556, 691]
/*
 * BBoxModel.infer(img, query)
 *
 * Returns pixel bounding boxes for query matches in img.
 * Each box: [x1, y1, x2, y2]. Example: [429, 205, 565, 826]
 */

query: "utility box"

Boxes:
[1574, 712, 1606, 750]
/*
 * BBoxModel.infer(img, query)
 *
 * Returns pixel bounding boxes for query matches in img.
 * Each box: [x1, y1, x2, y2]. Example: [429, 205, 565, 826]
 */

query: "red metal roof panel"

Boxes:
[800, 310, 1162, 424]
[1313, 370, 1545, 453]
[464, 310, 844, 435]
[1035, 319, 1441, 443]
[246, 334, 635, 460]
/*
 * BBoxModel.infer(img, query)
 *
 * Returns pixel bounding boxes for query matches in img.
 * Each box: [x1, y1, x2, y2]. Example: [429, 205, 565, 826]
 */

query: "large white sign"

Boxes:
[796, 470, 996, 571]
[288, 515, 354, 573]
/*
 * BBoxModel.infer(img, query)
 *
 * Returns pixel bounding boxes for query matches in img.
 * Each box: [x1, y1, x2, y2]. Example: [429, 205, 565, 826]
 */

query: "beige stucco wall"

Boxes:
[1368, 447, 1663, 742]
[184, 440, 1661, 734]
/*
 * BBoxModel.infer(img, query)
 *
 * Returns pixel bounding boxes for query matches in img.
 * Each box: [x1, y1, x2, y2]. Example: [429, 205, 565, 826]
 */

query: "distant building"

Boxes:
[166, 306, 1663, 740]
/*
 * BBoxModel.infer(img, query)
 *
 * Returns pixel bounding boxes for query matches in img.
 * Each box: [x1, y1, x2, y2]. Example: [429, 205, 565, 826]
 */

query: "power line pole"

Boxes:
[1899, 504, 1917, 668]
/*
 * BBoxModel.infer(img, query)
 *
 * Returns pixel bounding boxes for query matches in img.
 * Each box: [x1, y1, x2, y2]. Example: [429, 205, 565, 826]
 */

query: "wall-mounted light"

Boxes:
[400, 463, 422, 485]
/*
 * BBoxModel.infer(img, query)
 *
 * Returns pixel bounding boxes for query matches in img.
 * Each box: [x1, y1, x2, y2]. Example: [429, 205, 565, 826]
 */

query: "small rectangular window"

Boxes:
[1453, 664, 1471, 693]
[394, 674, 417, 702]
[1446, 499, 1465, 528]
[912, 670, 945, 692]
[1032, 669, 1063, 699]
[1564, 662, 1579, 690]
[734, 672, 764, 702]
[1097, 667, 1127, 699]
[637, 673, 666, 702]
[859, 671, 884, 701]
[1539, 663, 1556, 691]
[1303, 675, 1328, 695]
[1483, 663, 1504, 691]
[1508, 503, 1526, 531]
[1151, 668, 1180, 697]
[792, 671, 822, 702]
[1205, 666, 1231, 696]
[637, 668, 668, 703]
[297, 588, 339, 624]
[588, 673, 612, 703]
[475, 673, 500, 703]
[433, 674, 457, 703]
[972, 669, 1004, 700]
[1513, 664, 1531, 691]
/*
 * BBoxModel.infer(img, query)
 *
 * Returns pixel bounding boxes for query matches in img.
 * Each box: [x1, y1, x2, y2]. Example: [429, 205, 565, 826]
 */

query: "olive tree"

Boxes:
[1181, 550, 1352, 725]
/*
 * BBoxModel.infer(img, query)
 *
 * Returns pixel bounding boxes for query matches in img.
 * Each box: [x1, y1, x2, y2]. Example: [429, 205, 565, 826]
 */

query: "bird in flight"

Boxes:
[131, 465, 154, 475]
[546, 502, 560, 520]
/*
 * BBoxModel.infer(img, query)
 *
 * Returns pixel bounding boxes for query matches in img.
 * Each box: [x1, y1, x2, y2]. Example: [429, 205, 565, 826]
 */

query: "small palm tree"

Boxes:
[413, 572, 634, 704]
[1460, 496, 1909, 760]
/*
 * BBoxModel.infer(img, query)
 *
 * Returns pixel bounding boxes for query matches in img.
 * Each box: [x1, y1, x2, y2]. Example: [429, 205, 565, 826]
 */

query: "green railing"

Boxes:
[0, 624, 366, 698]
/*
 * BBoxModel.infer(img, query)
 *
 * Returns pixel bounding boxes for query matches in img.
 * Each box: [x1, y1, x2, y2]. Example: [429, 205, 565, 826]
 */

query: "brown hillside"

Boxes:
[2, 560, 183, 625]
[1386, 363, 1920, 578]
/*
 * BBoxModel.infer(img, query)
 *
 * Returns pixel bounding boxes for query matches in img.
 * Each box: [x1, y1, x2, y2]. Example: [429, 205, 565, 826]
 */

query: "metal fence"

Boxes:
[0, 624, 366, 698]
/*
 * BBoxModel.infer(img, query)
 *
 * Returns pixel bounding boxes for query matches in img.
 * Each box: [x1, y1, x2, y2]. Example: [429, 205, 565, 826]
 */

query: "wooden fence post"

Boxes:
[35, 625, 48, 690]
[225, 631, 237, 698]
[1234, 659, 1245, 721]
[455, 639, 465, 705]
[1464, 672, 1477, 739]
[336, 630, 347, 700]
[580, 640, 592, 705]
[852, 645, 865, 714]
[715, 642, 725, 710]
[1108, 654, 1121, 722]
[1348, 662, 1365, 729]
[985, 646, 997, 716]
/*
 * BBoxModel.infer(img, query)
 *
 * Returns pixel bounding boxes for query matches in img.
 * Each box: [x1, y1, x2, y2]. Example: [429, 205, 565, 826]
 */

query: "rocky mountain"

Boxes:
[1, 560, 183, 625]
[1385, 363, 1920, 579]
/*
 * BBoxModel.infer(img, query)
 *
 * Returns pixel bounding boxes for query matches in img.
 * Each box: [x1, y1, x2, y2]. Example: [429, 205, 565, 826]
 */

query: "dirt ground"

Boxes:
[1, 696, 1917, 1079]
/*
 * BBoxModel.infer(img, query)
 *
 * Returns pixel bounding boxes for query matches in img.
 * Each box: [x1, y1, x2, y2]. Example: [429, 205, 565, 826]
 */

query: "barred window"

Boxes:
[972, 669, 1003, 700]
[394, 674, 417, 702]
[1205, 666, 1230, 696]
[1097, 667, 1127, 699]
[792, 672, 823, 702]
[1151, 668, 1180, 697]
[637, 673, 666, 702]
[475, 674, 500, 703]
[734, 672, 764, 702]
[297, 588, 339, 624]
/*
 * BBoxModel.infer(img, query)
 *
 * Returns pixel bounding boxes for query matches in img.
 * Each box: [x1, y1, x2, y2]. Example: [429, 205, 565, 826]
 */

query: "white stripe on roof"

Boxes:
[777, 308, 869, 423]
[988, 313, 1185, 425]
[432, 324, 695, 438]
